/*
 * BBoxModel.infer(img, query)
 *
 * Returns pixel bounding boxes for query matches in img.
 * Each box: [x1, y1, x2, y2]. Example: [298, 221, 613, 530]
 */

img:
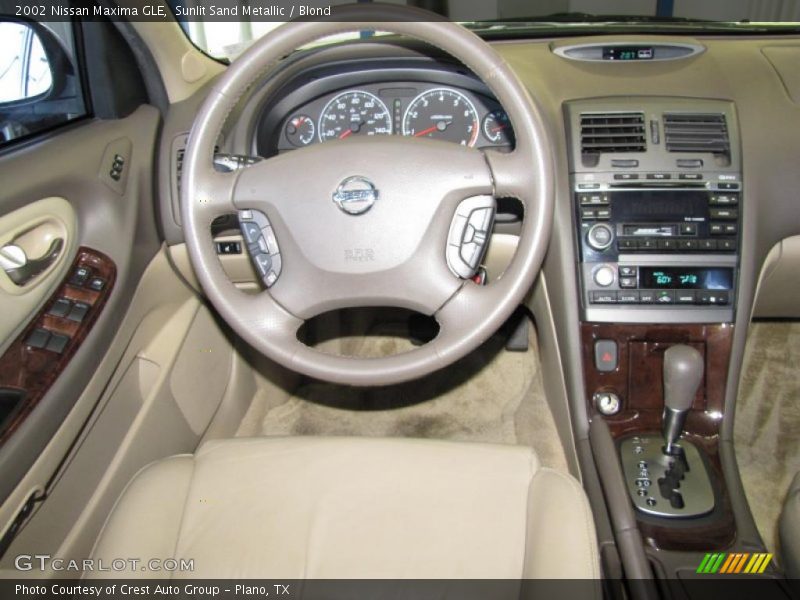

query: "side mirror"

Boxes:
[0, 19, 72, 106]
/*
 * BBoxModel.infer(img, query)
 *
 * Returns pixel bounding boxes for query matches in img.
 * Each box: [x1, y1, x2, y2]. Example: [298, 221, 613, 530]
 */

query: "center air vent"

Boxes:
[580, 112, 646, 159]
[664, 113, 730, 164]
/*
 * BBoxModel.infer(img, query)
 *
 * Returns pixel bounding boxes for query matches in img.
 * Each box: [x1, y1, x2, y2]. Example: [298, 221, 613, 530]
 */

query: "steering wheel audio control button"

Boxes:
[239, 210, 283, 288]
[446, 195, 496, 279]
[241, 222, 262, 245]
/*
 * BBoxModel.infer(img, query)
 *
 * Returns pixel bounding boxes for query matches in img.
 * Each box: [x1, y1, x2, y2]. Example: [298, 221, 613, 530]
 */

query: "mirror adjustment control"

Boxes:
[586, 223, 614, 251]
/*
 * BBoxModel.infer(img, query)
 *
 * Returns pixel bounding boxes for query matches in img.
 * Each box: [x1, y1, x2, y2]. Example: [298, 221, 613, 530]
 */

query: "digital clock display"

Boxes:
[602, 46, 655, 61]
[640, 267, 733, 290]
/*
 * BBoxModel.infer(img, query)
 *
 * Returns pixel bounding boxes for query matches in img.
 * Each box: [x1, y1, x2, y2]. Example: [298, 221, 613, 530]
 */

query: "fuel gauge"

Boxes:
[285, 115, 315, 147]
[482, 110, 513, 146]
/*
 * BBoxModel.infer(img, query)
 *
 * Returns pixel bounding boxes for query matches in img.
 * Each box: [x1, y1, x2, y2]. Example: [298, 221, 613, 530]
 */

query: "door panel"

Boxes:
[0, 197, 77, 355]
[0, 105, 161, 519]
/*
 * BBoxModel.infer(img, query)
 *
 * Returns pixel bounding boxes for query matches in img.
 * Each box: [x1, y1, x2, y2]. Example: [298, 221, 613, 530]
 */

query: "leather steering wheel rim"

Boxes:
[181, 6, 554, 386]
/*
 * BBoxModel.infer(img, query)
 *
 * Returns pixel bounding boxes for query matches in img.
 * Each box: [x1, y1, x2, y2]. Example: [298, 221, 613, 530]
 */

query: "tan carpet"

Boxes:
[236, 321, 569, 472]
[734, 321, 800, 554]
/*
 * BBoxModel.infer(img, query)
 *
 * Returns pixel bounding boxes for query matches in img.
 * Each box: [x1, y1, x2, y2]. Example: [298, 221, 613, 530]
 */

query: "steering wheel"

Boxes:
[181, 6, 554, 386]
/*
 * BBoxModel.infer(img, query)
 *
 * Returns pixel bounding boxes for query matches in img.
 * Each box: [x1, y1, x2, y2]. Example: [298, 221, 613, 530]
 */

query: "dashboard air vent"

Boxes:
[580, 112, 646, 157]
[664, 113, 730, 158]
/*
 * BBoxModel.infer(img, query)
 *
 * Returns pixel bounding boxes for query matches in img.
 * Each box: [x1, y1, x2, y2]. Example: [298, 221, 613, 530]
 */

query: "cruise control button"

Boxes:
[448, 215, 468, 246]
[468, 207, 492, 232]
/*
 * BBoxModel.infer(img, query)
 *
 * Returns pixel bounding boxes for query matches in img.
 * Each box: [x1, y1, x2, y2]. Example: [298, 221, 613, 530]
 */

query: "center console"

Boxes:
[565, 98, 775, 586]
[569, 99, 741, 324]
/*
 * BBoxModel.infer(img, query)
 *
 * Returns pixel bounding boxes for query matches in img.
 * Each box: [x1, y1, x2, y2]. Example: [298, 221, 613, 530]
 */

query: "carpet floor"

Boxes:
[236, 320, 569, 472]
[734, 321, 800, 555]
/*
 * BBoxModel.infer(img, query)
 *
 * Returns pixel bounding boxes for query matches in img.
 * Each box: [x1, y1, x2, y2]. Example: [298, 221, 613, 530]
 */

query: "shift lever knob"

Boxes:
[662, 345, 704, 454]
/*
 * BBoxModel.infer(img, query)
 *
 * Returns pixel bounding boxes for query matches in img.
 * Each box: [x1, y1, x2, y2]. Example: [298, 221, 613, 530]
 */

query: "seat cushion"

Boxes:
[780, 472, 800, 579]
[88, 437, 598, 579]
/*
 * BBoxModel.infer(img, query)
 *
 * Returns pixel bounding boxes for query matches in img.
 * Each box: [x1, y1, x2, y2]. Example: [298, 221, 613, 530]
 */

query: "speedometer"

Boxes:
[318, 90, 392, 142]
[402, 88, 479, 147]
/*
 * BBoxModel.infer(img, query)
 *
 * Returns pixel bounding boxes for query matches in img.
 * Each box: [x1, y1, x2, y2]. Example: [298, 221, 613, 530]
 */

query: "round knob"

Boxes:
[593, 265, 615, 287]
[586, 223, 614, 251]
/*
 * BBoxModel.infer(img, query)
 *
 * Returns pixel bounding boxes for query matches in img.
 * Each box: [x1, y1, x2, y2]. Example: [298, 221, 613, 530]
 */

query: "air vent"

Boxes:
[580, 112, 647, 157]
[664, 113, 730, 159]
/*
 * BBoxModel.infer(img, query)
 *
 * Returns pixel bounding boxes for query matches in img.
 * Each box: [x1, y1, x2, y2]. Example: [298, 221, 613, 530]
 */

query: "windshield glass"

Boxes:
[168, 0, 800, 62]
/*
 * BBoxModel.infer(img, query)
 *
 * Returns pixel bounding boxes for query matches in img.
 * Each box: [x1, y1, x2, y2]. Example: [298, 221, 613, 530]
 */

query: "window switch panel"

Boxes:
[66, 302, 90, 323]
[26, 328, 51, 349]
[45, 333, 70, 354]
[47, 298, 72, 318]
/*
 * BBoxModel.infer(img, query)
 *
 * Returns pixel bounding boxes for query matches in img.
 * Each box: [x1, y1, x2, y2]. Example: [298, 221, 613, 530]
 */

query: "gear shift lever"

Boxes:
[662, 345, 704, 455]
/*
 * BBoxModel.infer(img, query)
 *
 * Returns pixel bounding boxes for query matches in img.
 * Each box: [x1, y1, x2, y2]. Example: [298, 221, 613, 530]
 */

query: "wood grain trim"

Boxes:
[581, 322, 736, 551]
[0, 247, 116, 449]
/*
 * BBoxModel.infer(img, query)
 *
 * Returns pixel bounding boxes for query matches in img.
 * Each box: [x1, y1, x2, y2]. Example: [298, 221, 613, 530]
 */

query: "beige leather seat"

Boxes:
[780, 473, 800, 579]
[89, 437, 599, 579]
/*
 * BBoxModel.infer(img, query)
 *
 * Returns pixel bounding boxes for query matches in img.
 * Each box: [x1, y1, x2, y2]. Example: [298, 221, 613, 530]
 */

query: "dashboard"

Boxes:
[252, 65, 515, 157]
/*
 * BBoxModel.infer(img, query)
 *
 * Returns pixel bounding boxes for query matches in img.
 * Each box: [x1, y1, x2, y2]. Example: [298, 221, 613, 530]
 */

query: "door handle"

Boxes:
[0, 238, 64, 287]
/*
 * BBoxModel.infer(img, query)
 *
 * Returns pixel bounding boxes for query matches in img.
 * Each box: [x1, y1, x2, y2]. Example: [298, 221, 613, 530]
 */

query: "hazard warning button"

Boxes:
[594, 340, 618, 372]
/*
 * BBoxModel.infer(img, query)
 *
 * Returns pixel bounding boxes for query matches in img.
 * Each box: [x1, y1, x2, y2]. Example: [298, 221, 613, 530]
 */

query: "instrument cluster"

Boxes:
[267, 83, 514, 154]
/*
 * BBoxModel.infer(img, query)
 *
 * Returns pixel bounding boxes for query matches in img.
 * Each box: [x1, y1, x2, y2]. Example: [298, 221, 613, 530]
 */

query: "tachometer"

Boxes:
[318, 90, 392, 142]
[402, 88, 479, 147]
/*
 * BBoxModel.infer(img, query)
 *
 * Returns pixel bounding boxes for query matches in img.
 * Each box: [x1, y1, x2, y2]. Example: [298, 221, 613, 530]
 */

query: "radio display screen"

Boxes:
[640, 267, 733, 290]
[611, 191, 708, 222]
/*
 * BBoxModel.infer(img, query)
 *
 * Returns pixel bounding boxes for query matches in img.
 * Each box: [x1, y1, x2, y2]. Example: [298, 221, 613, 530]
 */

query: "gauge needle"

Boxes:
[414, 125, 438, 137]
[339, 129, 354, 139]
[491, 124, 507, 132]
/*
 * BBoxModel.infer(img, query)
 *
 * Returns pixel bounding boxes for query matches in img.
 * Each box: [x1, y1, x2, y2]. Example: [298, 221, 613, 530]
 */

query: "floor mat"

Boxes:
[236, 322, 569, 472]
[734, 321, 800, 554]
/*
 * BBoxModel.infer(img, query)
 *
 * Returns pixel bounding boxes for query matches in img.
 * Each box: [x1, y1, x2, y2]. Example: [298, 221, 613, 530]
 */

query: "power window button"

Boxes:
[48, 298, 72, 318]
[67, 302, 91, 323]
[26, 328, 51, 349]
